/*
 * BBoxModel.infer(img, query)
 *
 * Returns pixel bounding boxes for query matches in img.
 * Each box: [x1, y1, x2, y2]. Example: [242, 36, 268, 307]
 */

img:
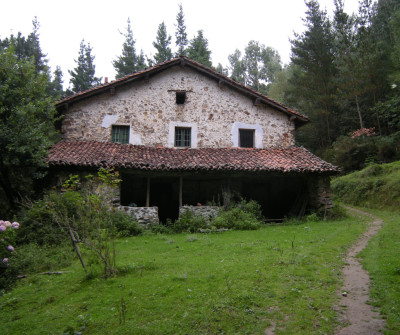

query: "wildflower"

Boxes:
[2, 258, 8, 263]
[7, 245, 14, 252]
[12, 222, 20, 229]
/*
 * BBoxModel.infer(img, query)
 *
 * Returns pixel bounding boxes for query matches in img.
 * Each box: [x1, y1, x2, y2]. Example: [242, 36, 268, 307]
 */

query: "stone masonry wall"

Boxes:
[61, 67, 295, 148]
[117, 206, 159, 226]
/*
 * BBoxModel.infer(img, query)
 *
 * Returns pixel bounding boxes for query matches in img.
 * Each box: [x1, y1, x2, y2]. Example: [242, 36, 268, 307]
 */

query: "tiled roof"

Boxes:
[48, 141, 339, 174]
[56, 57, 309, 123]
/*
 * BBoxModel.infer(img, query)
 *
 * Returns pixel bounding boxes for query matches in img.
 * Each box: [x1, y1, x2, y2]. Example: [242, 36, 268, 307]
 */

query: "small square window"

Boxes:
[239, 129, 254, 148]
[176, 92, 186, 104]
[175, 127, 191, 147]
[112, 125, 130, 144]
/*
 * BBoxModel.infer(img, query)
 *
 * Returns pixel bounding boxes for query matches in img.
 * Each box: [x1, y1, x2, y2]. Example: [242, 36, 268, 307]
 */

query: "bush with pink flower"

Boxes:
[0, 220, 19, 268]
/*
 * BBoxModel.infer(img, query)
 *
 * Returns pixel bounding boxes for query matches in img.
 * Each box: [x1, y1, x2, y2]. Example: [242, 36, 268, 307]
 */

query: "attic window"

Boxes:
[176, 92, 186, 104]
[239, 129, 255, 148]
[112, 125, 130, 144]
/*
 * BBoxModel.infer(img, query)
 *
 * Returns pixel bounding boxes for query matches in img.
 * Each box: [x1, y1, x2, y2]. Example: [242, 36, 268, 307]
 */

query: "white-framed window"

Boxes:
[239, 129, 255, 148]
[231, 122, 263, 148]
[168, 121, 197, 148]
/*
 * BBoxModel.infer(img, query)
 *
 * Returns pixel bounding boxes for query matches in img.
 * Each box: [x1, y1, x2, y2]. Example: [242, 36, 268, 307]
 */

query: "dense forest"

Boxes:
[1, 0, 400, 215]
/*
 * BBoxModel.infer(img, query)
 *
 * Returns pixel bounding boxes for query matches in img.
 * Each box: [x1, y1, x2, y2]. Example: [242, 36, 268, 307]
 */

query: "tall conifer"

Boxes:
[153, 22, 172, 64]
[69, 40, 101, 93]
[187, 30, 212, 67]
[113, 18, 146, 78]
[175, 3, 188, 56]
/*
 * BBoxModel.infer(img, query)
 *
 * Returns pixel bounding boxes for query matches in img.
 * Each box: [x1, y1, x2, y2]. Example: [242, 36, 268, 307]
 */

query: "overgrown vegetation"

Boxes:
[332, 160, 400, 209]
[171, 199, 263, 233]
[0, 169, 143, 289]
[0, 214, 367, 334]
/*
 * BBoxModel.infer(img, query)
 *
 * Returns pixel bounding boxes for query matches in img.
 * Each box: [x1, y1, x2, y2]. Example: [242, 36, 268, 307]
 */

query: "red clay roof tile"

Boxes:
[48, 141, 339, 174]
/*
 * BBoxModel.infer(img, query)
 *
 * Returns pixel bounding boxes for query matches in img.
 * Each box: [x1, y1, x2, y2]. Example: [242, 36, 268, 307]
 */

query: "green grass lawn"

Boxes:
[0, 214, 368, 335]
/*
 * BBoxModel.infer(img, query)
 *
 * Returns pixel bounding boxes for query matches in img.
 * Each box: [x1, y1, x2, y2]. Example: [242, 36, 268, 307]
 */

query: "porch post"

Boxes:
[146, 176, 150, 207]
[179, 176, 183, 207]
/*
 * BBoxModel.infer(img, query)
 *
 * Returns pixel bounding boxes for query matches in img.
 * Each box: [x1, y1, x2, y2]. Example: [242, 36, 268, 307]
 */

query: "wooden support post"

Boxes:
[146, 177, 150, 207]
[179, 176, 183, 208]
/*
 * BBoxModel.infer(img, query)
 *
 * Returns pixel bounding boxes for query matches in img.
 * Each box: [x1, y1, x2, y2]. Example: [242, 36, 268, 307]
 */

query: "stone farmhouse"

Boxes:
[48, 57, 339, 223]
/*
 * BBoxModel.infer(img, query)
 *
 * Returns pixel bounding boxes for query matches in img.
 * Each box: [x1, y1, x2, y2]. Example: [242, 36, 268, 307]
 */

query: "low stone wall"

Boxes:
[118, 206, 159, 226]
[179, 206, 221, 222]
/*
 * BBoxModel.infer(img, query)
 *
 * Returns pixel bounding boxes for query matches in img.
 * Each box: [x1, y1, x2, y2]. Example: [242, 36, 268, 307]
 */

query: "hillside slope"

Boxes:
[331, 161, 400, 209]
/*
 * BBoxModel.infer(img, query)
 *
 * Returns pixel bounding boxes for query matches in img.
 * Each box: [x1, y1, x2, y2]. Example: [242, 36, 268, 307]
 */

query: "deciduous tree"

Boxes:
[0, 46, 57, 213]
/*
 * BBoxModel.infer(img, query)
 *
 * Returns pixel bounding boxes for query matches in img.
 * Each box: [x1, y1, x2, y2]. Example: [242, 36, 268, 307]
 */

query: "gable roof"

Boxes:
[48, 140, 339, 174]
[56, 57, 309, 125]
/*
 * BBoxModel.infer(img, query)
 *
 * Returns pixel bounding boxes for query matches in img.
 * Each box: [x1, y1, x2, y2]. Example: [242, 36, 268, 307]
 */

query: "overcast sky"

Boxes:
[1, 0, 360, 87]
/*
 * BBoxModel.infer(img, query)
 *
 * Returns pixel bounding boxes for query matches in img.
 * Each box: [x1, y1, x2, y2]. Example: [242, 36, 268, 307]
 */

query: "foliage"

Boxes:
[213, 207, 261, 230]
[153, 22, 172, 64]
[228, 41, 282, 95]
[0, 17, 48, 74]
[326, 132, 400, 171]
[113, 18, 147, 79]
[18, 169, 136, 277]
[332, 160, 400, 209]
[49, 66, 64, 99]
[0, 45, 57, 214]
[0, 215, 367, 334]
[171, 199, 263, 233]
[0, 220, 19, 289]
[171, 210, 207, 233]
[186, 30, 212, 67]
[282, 0, 400, 156]
[175, 3, 188, 57]
[110, 210, 143, 238]
[68, 39, 101, 93]
[289, 0, 337, 149]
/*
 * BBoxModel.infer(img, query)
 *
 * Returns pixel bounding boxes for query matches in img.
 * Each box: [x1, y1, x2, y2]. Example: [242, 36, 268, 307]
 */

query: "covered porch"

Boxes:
[119, 171, 315, 223]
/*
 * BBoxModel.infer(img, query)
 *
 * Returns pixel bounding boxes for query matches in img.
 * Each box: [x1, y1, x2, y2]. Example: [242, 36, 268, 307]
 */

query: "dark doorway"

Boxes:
[150, 179, 180, 223]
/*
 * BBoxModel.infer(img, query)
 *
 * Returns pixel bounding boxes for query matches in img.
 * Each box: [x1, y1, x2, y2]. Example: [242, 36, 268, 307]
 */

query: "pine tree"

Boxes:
[113, 18, 147, 78]
[290, 0, 337, 149]
[175, 3, 188, 56]
[153, 22, 172, 64]
[187, 30, 212, 67]
[0, 17, 48, 74]
[332, 0, 367, 132]
[69, 39, 101, 93]
[49, 66, 64, 99]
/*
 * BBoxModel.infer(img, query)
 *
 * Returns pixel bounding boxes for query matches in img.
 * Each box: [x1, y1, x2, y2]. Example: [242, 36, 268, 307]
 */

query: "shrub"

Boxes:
[213, 207, 261, 230]
[110, 210, 143, 237]
[171, 210, 207, 233]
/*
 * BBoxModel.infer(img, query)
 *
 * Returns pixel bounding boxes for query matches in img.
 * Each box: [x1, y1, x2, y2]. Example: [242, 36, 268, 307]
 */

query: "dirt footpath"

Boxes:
[335, 207, 385, 335]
